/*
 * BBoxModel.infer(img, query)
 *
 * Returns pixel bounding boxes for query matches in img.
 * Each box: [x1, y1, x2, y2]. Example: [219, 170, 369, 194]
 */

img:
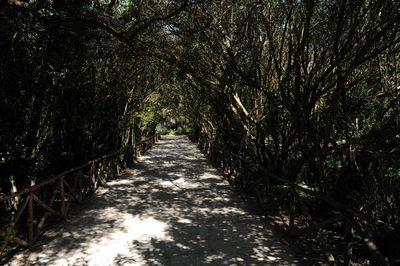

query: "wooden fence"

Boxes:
[0, 134, 159, 250]
[227, 152, 390, 266]
[197, 136, 391, 265]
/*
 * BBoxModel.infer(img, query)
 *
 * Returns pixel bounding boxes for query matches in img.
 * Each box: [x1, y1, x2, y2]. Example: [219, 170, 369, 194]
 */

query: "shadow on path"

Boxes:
[8, 136, 298, 265]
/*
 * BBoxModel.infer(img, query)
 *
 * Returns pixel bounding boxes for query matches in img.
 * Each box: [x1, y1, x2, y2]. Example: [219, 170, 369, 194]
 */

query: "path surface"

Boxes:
[9, 136, 298, 265]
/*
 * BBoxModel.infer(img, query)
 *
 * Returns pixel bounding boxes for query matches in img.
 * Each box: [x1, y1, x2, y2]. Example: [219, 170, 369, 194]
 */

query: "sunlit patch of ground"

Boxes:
[8, 135, 299, 266]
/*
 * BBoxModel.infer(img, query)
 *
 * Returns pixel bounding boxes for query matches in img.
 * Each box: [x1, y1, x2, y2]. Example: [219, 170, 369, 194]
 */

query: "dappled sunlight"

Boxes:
[208, 206, 247, 215]
[9, 135, 298, 265]
[75, 215, 170, 265]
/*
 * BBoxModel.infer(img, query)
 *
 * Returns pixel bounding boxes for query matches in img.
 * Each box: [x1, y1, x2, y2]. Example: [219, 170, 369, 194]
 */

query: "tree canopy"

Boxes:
[1, 0, 399, 264]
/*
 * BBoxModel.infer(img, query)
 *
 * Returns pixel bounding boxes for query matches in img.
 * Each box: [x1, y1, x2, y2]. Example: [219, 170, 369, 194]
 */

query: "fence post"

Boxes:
[27, 193, 33, 244]
[344, 215, 354, 266]
[136, 143, 141, 158]
[289, 187, 296, 231]
[60, 177, 65, 217]
[77, 174, 82, 201]
[90, 163, 97, 192]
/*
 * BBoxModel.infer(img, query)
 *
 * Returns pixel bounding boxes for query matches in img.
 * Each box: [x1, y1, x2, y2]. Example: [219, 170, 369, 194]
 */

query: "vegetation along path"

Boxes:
[8, 136, 298, 265]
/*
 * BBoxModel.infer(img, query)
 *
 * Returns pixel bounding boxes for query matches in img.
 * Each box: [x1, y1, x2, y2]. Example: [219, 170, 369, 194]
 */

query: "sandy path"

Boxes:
[8, 135, 298, 266]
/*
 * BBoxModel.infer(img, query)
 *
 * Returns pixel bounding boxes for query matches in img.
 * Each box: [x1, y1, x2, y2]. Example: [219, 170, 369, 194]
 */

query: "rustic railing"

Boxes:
[135, 134, 159, 157]
[227, 152, 391, 266]
[197, 134, 392, 265]
[0, 134, 159, 250]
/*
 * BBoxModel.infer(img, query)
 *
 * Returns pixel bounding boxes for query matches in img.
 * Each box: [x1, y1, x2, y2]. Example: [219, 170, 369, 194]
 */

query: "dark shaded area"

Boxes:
[8, 136, 305, 265]
[1, 1, 399, 264]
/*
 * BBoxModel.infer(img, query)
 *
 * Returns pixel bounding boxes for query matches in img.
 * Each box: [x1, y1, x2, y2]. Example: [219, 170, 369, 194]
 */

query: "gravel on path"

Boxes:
[8, 135, 298, 266]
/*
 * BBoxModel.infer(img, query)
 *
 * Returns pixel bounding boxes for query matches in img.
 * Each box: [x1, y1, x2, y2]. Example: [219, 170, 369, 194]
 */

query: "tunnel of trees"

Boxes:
[1, 0, 399, 264]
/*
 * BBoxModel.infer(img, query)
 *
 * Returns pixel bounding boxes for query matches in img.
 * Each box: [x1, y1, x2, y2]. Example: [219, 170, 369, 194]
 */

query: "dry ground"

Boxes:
[8, 135, 299, 266]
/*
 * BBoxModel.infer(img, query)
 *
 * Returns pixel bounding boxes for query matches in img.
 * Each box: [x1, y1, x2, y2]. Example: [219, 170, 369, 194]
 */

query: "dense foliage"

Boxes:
[0, 0, 178, 191]
[1, 0, 399, 263]
[168, 0, 400, 263]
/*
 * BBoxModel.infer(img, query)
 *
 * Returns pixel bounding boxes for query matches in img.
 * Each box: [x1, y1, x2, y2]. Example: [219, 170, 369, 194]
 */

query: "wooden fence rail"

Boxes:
[227, 152, 390, 266]
[0, 134, 159, 250]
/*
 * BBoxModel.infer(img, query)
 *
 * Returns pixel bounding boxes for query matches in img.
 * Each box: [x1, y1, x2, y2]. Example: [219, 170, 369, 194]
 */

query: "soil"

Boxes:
[7, 136, 306, 265]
